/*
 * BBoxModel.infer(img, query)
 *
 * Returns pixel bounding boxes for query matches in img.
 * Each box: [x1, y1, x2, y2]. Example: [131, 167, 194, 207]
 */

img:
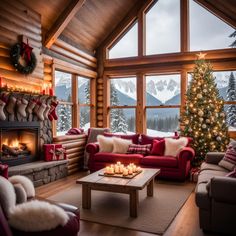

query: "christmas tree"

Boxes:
[110, 83, 128, 133]
[57, 104, 71, 133]
[226, 72, 236, 128]
[180, 53, 229, 165]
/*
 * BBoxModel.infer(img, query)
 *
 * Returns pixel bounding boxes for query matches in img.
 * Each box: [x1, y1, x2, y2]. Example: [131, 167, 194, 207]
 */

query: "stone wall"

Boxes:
[9, 160, 68, 187]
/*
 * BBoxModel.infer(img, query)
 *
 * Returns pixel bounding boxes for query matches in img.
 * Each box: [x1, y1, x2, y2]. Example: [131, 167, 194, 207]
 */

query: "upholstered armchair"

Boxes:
[0, 176, 80, 236]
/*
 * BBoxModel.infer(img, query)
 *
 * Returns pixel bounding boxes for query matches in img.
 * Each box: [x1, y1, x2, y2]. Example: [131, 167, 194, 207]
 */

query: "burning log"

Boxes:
[2, 144, 30, 156]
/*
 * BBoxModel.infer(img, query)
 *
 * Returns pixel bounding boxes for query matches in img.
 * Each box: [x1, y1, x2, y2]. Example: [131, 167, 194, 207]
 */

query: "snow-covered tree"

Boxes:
[110, 83, 128, 133]
[226, 72, 236, 128]
[57, 104, 71, 132]
[84, 81, 90, 104]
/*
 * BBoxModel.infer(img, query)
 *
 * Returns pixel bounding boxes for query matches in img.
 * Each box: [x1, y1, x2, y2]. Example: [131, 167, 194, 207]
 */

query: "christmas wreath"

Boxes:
[10, 42, 37, 74]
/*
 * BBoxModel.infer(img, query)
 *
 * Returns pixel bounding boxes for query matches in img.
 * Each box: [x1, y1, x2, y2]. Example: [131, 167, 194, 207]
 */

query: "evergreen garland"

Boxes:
[10, 43, 37, 74]
[180, 58, 229, 166]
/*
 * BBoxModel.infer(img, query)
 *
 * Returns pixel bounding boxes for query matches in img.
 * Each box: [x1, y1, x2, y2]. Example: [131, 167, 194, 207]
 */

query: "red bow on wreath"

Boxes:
[20, 40, 33, 63]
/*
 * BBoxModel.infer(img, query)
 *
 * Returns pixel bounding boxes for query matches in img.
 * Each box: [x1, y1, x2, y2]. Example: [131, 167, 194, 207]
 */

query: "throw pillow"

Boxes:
[164, 137, 188, 157]
[127, 144, 151, 155]
[97, 135, 114, 153]
[226, 167, 236, 178]
[150, 139, 165, 156]
[104, 132, 140, 144]
[218, 142, 236, 171]
[8, 200, 69, 232]
[9, 175, 35, 198]
[113, 137, 132, 154]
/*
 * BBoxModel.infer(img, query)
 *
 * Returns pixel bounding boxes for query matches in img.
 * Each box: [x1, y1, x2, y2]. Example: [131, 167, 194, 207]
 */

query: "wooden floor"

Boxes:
[36, 172, 220, 236]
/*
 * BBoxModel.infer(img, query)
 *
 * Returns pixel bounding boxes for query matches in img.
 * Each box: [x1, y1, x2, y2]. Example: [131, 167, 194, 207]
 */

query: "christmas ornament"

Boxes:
[197, 94, 202, 99]
[216, 136, 222, 141]
[198, 110, 204, 117]
[206, 119, 210, 123]
[202, 124, 207, 129]
[199, 118, 203, 122]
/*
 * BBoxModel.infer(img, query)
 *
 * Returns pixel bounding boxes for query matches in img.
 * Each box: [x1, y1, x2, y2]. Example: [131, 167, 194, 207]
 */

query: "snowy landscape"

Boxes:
[55, 71, 236, 135]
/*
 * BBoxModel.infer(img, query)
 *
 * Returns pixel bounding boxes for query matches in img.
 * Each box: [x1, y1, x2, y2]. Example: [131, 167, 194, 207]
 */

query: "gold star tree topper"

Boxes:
[196, 52, 207, 60]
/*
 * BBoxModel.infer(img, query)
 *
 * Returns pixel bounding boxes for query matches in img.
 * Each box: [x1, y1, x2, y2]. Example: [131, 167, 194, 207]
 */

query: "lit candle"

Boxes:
[119, 164, 124, 174]
[132, 165, 137, 172]
[114, 165, 119, 174]
[117, 161, 121, 166]
[105, 166, 110, 174]
[128, 167, 133, 175]
[123, 168, 128, 176]
[110, 167, 114, 174]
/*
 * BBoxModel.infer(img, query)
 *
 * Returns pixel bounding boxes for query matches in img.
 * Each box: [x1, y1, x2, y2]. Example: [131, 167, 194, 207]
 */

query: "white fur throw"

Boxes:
[164, 137, 188, 157]
[112, 137, 132, 154]
[9, 200, 69, 232]
[97, 135, 114, 152]
[0, 176, 16, 217]
[9, 175, 35, 198]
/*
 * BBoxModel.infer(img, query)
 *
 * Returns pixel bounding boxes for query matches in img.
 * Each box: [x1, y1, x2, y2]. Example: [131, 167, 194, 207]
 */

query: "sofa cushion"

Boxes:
[218, 143, 236, 171]
[198, 170, 228, 184]
[200, 162, 228, 173]
[141, 155, 178, 167]
[112, 137, 132, 154]
[127, 144, 151, 155]
[97, 135, 113, 153]
[103, 132, 139, 144]
[140, 134, 164, 145]
[150, 140, 165, 156]
[164, 137, 188, 157]
[94, 152, 143, 164]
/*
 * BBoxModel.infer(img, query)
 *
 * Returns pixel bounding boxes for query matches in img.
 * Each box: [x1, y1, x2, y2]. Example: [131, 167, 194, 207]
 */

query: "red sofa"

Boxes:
[86, 133, 195, 181]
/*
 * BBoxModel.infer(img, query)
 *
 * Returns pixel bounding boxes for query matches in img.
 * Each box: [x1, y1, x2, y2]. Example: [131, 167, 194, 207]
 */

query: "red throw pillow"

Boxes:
[103, 132, 140, 144]
[150, 139, 165, 156]
[127, 144, 151, 155]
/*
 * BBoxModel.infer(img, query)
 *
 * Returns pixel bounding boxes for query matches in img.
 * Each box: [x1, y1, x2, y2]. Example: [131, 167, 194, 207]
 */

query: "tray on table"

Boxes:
[98, 170, 142, 179]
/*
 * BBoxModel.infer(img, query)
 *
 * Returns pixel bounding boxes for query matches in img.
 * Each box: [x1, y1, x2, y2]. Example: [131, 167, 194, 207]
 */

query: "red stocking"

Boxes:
[48, 100, 58, 121]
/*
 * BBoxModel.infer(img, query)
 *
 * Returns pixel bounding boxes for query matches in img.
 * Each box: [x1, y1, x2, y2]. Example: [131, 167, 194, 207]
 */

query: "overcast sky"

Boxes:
[109, 0, 235, 59]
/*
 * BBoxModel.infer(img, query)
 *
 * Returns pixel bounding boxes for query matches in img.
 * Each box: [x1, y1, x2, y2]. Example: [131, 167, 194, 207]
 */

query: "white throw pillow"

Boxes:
[97, 135, 114, 152]
[112, 137, 132, 154]
[164, 137, 188, 157]
[9, 200, 69, 232]
[9, 175, 35, 198]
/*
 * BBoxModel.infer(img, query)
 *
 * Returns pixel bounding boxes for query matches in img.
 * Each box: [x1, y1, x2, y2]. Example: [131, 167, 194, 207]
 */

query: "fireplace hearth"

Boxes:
[0, 122, 40, 166]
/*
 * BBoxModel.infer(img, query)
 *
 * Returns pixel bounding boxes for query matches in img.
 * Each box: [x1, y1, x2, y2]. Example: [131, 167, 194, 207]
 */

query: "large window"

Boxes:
[78, 76, 91, 130]
[55, 71, 72, 135]
[145, 0, 180, 55]
[146, 74, 181, 136]
[108, 23, 138, 59]
[189, 0, 234, 51]
[109, 77, 137, 133]
[55, 71, 94, 135]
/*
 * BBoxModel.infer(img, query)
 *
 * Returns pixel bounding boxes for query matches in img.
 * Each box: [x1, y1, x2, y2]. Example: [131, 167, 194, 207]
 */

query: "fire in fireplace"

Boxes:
[0, 122, 40, 166]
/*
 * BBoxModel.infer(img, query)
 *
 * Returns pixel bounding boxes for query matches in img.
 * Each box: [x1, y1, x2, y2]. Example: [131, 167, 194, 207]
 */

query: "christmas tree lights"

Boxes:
[180, 54, 229, 166]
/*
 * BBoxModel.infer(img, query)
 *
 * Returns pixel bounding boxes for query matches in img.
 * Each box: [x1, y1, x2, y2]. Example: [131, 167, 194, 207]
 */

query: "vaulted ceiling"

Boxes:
[20, 0, 236, 53]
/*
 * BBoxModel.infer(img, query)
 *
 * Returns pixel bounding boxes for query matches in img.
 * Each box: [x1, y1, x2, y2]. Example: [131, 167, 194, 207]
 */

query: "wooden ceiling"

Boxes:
[19, 0, 236, 53]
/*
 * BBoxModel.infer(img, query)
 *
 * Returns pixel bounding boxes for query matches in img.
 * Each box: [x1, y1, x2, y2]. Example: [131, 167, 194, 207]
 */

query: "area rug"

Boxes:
[48, 181, 194, 235]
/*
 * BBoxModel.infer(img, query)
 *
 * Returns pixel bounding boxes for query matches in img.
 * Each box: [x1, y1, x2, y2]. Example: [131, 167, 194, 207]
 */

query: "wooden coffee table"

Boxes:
[76, 168, 160, 217]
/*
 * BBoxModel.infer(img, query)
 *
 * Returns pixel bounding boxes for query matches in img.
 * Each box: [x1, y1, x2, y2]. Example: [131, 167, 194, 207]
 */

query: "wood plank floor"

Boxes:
[36, 171, 220, 236]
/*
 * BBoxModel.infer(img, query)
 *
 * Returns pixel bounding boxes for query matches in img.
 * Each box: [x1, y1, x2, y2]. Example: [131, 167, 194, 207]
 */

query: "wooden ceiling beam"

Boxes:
[44, 0, 86, 48]
[195, 0, 236, 28]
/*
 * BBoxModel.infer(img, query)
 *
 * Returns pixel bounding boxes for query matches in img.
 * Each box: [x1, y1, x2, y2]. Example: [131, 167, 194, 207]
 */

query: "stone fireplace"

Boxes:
[0, 91, 68, 186]
[0, 121, 40, 166]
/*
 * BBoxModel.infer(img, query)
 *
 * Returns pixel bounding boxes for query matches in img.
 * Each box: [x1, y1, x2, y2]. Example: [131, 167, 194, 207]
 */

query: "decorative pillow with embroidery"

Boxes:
[127, 144, 151, 155]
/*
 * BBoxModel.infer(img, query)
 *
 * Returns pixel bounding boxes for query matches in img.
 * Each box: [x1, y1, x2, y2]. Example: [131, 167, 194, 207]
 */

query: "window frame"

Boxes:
[53, 68, 96, 136]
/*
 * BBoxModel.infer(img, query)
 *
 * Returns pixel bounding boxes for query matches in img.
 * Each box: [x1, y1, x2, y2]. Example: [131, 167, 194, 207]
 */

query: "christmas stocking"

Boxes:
[0, 99, 6, 121]
[48, 100, 58, 121]
[26, 98, 37, 121]
[6, 96, 16, 121]
[6, 96, 16, 114]
[35, 101, 47, 121]
[43, 104, 51, 120]
[17, 98, 28, 118]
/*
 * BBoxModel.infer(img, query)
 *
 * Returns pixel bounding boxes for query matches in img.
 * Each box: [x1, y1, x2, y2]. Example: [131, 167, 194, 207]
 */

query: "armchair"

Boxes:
[0, 176, 80, 236]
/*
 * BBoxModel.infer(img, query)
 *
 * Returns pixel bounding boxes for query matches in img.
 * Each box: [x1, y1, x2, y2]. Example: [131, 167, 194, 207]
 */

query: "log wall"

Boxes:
[53, 134, 87, 174]
[0, 0, 43, 89]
